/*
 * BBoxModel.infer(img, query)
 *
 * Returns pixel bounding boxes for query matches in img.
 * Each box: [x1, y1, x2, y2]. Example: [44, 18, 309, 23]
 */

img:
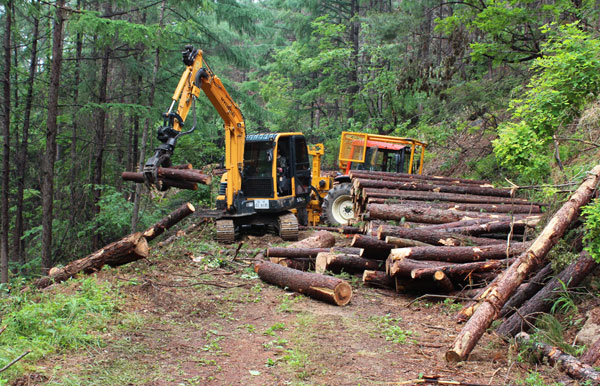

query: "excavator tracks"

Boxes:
[278, 212, 299, 241]
[216, 219, 236, 243]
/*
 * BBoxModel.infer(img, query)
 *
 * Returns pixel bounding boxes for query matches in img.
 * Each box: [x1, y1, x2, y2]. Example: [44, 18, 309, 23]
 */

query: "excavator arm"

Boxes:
[144, 45, 245, 210]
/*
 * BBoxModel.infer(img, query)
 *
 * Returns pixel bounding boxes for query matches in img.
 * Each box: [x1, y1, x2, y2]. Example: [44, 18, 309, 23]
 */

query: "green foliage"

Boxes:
[582, 198, 600, 263]
[372, 314, 413, 344]
[493, 24, 600, 180]
[0, 278, 118, 382]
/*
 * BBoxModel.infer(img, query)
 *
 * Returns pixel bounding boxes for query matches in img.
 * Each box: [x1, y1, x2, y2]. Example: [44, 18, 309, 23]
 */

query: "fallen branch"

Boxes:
[0, 350, 31, 373]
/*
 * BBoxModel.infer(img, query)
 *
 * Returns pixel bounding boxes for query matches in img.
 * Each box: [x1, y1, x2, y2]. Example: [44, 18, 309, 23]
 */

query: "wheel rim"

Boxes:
[331, 195, 354, 225]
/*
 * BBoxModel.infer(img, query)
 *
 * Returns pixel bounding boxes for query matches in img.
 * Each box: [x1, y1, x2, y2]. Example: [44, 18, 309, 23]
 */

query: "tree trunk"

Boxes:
[499, 263, 553, 318]
[143, 202, 196, 242]
[366, 203, 516, 223]
[254, 260, 352, 306]
[362, 270, 395, 289]
[355, 178, 513, 197]
[36, 232, 149, 289]
[351, 234, 393, 259]
[41, 0, 65, 274]
[409, 258, 514, 279]
[389, 243, 529, 264]
[13, 4, 39, 268]
[121, 168, 211, 186]
[132, 3, 165, 232]
[386, 257, 449, 277]
[269, 230, 336, 265]
[121, 172, 198, 190]
[581, 337, 600, 366]
[315, 252, 384, 274]
[349, 170, 490, 185]
[1, 0, 12, 283]
[496, 252, 597, 338]
[384, 236, 432, 247]
[267, 247, 360, 259]
[516, 332, 600, 383]
[445, 218, 540, 236]
[377, 225, 506, 246]
[434, 271, 455, 292]
[359, 188, 534, 205]
[91, 26, 111, 250]
[446, 164, 600, 362]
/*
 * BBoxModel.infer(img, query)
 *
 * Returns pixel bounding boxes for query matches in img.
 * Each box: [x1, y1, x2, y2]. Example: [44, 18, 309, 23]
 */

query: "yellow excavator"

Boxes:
[143, 46, 312, 242]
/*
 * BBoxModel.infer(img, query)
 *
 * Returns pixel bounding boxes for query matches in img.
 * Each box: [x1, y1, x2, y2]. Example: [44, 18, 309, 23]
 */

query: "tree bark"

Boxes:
[384, 236, 432, 247]
[434, 271, 455, 292]
[355, 178, 513, 197]
[269, 230, 336, 265]
[143, 202, 196, 242]
[445, 218, 540, 236]
[409, 258, 514, 279]
[121, 172, 198, 190]
[349, 170, 490, 185]
[366, 203, 517, 223]
[1, 0, 12, 283]
[267, 247, 360, 259]
[389, 243, 529, 264]
[377, 225, 506, 246]
[516, 332, 600, 384]
[316, 252, 384, 274]
[581, 337, 600, 366]
[36, 232, 149, 289]
[496, 252, 597, 338]
[14, 1, 39, 268]
[446, 164, 600, 362]
[351, 234, 393, 259]
[377, 199, 542, 214]
[41, 0, 65, 274]
[132, 2, 165, 232]
[254, 260, 352, 306]
[362, 270, 395, 289]
[359, 188, 534, 206]
[386, 257, 449, 277]
[499, 263, 553, 318]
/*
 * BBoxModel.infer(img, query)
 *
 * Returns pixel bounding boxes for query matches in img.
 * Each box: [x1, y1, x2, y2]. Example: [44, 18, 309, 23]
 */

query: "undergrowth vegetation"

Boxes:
[0, 278, 119, 384]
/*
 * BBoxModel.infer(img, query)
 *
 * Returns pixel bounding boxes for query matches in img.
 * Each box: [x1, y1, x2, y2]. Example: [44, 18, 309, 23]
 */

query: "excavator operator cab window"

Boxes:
[276, 137, 292, 196]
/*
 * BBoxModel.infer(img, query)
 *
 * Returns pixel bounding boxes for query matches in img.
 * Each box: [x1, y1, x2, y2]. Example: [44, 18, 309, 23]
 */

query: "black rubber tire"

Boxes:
[322, 183, 354, 226]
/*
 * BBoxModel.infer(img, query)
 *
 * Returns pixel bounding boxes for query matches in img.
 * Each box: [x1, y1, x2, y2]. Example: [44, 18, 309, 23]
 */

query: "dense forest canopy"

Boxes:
[1, 0, 599, 279]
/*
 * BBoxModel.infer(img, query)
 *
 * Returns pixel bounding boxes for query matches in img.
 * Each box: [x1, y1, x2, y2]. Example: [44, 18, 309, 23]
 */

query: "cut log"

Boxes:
[384, 236, 432, 248]
[349, 170, 491, 185]
[36, 232, 148, 288]
[316, 252, 385, 274]
[360, 188, 536, 206]
[143, 202, 196, 242]
[362, 270, 395, 289]
[409, 258, 515, 280]
[389, 243, 528, 264]
[445, 217, 540, 236]
[366, 203, 516, 223]
[121, 171, 198, 190]
[581, 337, 600, 366]
[267, 247, 360, 259]
[276, 258, 314, 271]
[516, 332, 600, 384]
[377, 225, 505, 246]
[496, 252, 598, 338]
[269, 230, 336, 265]
[351, 235, 393, 259]
[386, 257, 450, 278]
[298, 225, 360, 234]
[254, 260, 352, 306]
[377, 199, 542, 214]
[446, 164, 600, 362]
[171, 163, 193, 169]
[434, 271, 455, 293]
[355, 178, 513, 197]
[156, 167, 212, 185]
[499, 263, 553, 318]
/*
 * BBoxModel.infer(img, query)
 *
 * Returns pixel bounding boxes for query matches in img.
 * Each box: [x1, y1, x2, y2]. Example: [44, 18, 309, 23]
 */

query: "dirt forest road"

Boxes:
[24, 230, 565, 386]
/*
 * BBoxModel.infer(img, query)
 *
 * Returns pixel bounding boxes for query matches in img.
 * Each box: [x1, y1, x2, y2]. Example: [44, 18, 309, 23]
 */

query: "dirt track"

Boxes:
[22, 229, 570, 385]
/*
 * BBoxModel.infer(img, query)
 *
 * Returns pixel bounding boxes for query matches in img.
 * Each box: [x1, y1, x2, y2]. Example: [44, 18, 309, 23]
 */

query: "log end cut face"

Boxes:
[334, 282, 353, 306]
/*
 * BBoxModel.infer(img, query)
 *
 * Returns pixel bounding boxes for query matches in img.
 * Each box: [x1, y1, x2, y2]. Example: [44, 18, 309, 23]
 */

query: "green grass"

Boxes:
[0, 277, 120, 384]
[371, 313, 413, 344]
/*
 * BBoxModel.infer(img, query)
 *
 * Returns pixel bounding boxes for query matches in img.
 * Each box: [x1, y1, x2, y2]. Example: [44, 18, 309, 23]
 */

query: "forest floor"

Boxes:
[14, 223, 581, 386]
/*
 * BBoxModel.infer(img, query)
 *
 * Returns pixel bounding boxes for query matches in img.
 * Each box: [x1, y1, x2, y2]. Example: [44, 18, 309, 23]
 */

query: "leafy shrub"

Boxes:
[582, 198, 600, 262]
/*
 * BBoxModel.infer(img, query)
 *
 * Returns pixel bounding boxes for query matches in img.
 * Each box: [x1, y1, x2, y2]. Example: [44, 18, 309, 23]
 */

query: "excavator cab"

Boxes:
[215, 133, 311, 242]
